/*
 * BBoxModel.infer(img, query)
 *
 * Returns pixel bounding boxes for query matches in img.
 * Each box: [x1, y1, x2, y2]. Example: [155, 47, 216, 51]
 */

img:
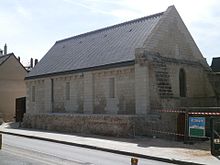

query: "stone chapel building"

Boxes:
[23, 6, 216, 137]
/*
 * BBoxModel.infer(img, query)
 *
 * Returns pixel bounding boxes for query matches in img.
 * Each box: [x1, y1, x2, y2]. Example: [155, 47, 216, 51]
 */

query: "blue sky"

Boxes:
[0, 0, 219, 66]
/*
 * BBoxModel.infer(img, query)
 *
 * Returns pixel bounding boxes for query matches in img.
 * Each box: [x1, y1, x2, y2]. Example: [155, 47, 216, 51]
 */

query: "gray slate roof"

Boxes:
[0, 53, 27, 72]
[0, 54, 10, 65]
[211, 57, 220, 72]
[27, 12, 164, 78]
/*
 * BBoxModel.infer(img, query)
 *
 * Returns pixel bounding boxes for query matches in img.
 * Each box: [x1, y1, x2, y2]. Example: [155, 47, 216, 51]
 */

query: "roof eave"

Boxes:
[25, 60, 135, 80]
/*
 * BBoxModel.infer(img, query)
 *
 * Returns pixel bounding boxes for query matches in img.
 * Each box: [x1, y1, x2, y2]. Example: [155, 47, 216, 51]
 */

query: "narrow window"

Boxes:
[65, 82, 70, 100]
[51, 79, 54, 112]
[109, 78, 115, 98]
[179, 68, 186, 97]
[51, 79, 54, 103]
[32, 86, 35, 102]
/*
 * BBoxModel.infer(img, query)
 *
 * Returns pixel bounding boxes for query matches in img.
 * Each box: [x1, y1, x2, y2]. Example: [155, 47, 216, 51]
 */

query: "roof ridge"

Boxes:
[56, 12, 164, 43]
[0, 53, 13, 66]
[0, 53, 11, 59]
[212, 57, 220, 59]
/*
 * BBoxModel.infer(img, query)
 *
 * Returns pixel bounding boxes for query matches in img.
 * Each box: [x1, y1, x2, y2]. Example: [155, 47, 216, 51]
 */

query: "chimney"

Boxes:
[4, 44, 7, 55]
[30, 58, 33, 68]
[0, 49, 3, 55]
[17, 56, 20, 62]
[34, 59, 38, 66]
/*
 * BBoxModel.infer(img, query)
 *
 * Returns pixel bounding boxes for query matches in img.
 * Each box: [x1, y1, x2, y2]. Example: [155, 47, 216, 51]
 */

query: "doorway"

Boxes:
[15, 97, 26, 122]
[177, 113, 185, 141]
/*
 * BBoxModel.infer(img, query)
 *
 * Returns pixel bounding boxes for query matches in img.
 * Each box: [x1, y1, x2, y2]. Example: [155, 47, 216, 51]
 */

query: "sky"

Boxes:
[0, 0, 220, 66]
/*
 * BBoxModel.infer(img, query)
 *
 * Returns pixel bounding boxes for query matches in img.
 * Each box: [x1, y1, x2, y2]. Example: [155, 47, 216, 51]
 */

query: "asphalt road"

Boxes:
[0, 134, 174, 165]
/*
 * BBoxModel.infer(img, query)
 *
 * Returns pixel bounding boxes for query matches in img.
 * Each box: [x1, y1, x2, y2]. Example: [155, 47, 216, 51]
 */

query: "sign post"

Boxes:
[189, 117, 205, 138]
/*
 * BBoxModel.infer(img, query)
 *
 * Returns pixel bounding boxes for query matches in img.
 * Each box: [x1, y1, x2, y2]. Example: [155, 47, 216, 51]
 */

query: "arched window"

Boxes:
[179, 68, 186, 97]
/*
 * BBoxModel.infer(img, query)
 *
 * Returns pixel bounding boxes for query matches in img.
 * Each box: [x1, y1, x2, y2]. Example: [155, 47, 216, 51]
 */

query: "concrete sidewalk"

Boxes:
[0, 123, 219, 165]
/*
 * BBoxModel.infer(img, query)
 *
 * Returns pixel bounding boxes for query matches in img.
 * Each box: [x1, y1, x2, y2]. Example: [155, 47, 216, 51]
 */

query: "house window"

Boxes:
[32, 86, 35, 102]
[179, 68, 186, 97]
[65, 82, 70, 100]
[109, 78, 115, 98]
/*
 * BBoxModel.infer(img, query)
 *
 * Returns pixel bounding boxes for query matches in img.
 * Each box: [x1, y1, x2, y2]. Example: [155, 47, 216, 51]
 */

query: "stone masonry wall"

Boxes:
[26, 66, 135, 115]
[26, 75, 84, 114]
[52, 76, 84, 113]
[160, 62, 214, 98]
[22, 113, 178, 138]
[155, 62, 215, 108]
[26, 79, 45, 114]
[143, 5, 205, 63]
[93, 67, 135, 114]
[23, 113, 136, 137]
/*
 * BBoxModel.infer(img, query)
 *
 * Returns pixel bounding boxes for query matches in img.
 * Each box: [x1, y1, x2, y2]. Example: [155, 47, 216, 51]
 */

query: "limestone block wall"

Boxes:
[144, 5, 205, 63]
[22, 113, 179, 139]
[154, 62, 215, 108]
[135, 49, 215, 109]
[184, 67, 213, 97]
[93, 73, 107, 114]
[26, 79, 45, 114]
[52, 76, 84, 113]
[93, 66, 135, 114]
[167, 63, 215, 98]
[83, 72, 93, 114]
[53, 77, 65, 112]
[26, 66, 135, 115]
[135, 63, 150, 114]
[22, 113, 136, 137]
[116, 68, 135, 114]
[26, 75, 84, 114]
[69, 76, 84, 113]
[148, 60, 161, 109]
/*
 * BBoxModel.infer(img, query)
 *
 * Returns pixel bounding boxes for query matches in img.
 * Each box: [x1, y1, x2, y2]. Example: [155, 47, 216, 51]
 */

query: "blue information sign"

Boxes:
[189, 117, 205, 137]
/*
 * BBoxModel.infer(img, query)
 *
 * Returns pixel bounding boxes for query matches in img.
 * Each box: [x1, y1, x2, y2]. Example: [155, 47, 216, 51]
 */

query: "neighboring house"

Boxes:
[211, 57, 220, 72]
[0, 51, 27, 121]
[210, 58, 220, 101]
[23, 6, 216, 137]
